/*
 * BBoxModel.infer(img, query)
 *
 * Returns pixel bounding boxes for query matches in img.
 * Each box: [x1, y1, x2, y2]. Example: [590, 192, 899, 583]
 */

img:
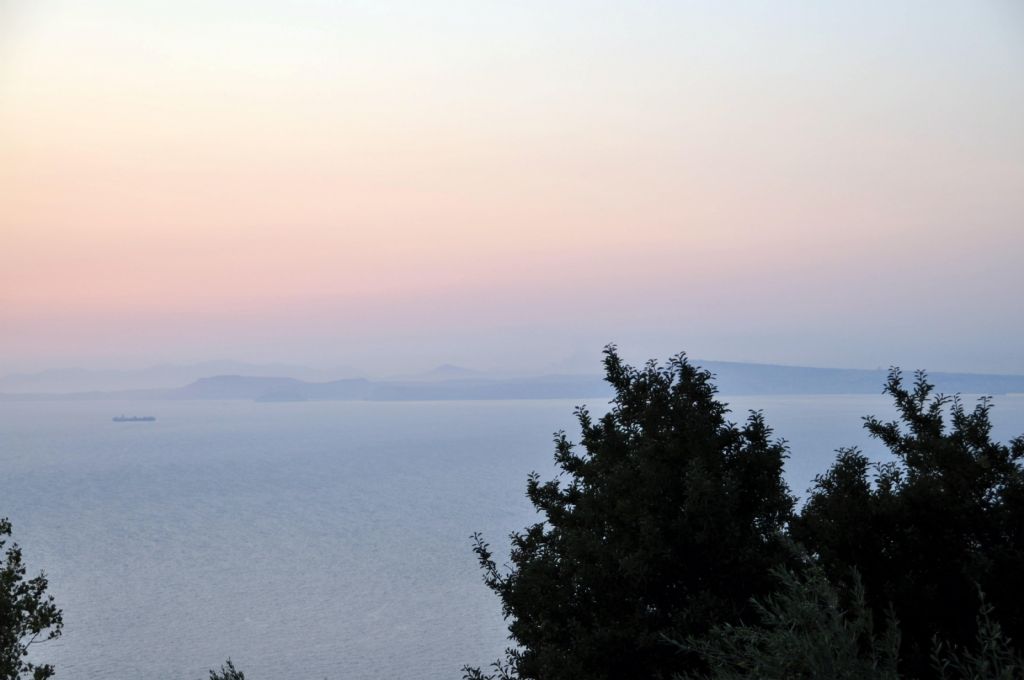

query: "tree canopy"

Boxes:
[466, 346, 795, 680]
[0, 519, 63, 680]
[791, 369, 1024, 678]
[207, 659, 245, 680]
[677, 565, 901, 680]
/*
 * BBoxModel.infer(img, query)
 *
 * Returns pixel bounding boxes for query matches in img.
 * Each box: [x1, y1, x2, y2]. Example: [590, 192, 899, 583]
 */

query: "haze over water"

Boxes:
[5, 395, 1024, 679]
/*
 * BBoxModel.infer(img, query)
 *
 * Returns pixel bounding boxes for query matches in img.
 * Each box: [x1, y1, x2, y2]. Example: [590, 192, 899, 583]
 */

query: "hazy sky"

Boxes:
[2, 1, 1022, 375]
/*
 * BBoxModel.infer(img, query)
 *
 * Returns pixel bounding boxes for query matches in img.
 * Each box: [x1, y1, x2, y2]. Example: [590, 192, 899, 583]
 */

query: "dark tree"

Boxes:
[466, 347, 795, 680]
[0, 519, 63, 680]
[207, 659, 245, 680]
[931, 592, 1024, 680]
[680, 570, 1024, 680]
[791, 369, 1024, 679]
[677, 565, 901, 680]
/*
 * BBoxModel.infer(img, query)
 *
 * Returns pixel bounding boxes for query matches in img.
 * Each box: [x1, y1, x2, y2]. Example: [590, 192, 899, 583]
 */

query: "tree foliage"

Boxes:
[466, 346, 795, 679]
[207, 659, 245, 680]
[791, 369, 1024, 679]
[677, 565, 901, 680]
[0, 519, 63, 680]
[931, 592, 1024, 680]
[679, 569, 1024, 680]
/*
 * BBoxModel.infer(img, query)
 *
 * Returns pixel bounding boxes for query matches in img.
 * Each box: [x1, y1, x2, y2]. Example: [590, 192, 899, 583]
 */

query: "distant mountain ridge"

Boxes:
[0, 361, 359, 393]
[1, 361, 1023, 402]
[699, 360, 1024, 396]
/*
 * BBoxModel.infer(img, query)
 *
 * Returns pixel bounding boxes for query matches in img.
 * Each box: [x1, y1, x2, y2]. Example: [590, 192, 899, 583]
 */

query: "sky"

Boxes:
[1, 1, 1023, 376]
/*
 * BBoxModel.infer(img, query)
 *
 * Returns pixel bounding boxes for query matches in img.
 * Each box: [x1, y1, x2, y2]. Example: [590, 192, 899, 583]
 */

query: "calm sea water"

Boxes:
[2, 395, 1022, 679]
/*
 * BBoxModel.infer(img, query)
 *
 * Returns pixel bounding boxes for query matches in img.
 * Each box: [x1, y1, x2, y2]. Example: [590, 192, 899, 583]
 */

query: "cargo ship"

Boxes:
[112, 415, 156, 422]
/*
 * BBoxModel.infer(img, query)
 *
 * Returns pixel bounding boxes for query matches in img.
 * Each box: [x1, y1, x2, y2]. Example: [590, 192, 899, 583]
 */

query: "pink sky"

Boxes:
[2, 1, 1023, 375]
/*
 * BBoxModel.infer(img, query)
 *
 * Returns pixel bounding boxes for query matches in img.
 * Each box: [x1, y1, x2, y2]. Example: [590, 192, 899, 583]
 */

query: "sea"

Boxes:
[2, 394, 1023, 679]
